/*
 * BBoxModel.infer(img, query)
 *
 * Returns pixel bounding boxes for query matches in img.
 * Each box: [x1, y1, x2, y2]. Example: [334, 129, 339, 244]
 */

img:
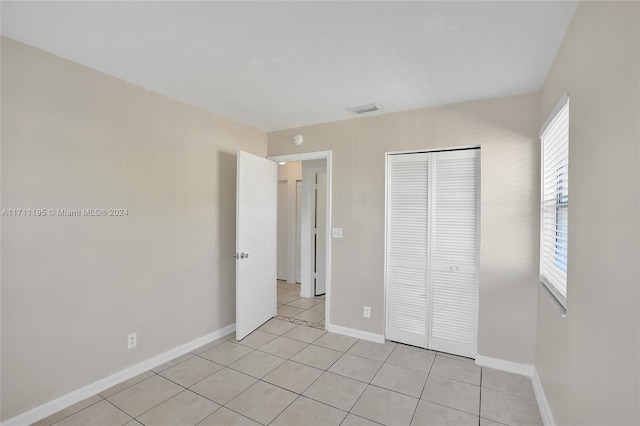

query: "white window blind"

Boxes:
[540, 95, 569, 308]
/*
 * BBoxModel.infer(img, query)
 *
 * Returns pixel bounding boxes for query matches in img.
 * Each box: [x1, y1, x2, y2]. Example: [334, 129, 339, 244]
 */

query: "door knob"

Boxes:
[450, 266, 459, 272]
[240, 253, 249, 259]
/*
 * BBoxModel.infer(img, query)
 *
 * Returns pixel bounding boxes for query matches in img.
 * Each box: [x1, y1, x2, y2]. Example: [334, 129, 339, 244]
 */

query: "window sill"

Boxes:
[539, 282, 567, 318]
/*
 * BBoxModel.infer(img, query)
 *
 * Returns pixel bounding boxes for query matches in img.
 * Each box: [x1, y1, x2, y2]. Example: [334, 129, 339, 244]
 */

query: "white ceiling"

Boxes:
[1, 1, 578, 131]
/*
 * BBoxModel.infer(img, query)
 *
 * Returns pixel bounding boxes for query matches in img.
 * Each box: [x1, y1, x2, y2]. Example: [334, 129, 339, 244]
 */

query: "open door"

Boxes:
[236, 151, 277, 340]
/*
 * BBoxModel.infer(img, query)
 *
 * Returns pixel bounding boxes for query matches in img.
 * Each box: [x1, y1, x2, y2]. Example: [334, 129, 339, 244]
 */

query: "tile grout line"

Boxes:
[478, 366, 483, 425]
[339, 412, 385, 426]
[102, 394, 139, 425]
[47, 321, 506, 426]
[124, 373, 192, 423]
[341, 337, 389, 425]
[225, 378, 300, 425]
[39, 321, 307, 425]
[44, 394, 107, 426]
[245, 335, 362, 424]
[208, 401, 268, 426]
[414, 347, 437, 419]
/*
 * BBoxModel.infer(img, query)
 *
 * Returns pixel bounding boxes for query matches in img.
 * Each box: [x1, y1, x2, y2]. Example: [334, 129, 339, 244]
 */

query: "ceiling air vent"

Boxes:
[347, 103, 383, 115]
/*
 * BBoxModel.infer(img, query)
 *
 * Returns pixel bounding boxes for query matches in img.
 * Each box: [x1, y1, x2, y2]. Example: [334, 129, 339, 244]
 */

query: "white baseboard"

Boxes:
[2, 323, 236, 426]
[475, 355, 556, 426]
[475, 354, 535, 377]
[327, 324, 385, 343]
[532, 368, 556, 426]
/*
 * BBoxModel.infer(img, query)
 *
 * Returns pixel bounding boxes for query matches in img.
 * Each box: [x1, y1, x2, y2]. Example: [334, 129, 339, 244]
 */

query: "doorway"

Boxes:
[271, 151, 333, 329]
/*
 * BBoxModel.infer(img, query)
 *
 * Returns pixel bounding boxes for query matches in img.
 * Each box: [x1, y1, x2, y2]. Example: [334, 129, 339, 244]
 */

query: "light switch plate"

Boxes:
[332, 228, 343, 238]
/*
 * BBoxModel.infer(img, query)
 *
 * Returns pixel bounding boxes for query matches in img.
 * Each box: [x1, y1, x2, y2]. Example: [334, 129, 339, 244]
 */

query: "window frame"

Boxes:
[539, 94, 570, 312]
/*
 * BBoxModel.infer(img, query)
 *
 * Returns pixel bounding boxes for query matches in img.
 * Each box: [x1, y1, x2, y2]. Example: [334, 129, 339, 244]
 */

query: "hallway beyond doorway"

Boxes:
[276, 280, 325, 329]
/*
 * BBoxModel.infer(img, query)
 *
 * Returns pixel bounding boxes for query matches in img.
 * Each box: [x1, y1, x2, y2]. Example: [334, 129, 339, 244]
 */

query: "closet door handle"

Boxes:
[450, 265, 459, 272]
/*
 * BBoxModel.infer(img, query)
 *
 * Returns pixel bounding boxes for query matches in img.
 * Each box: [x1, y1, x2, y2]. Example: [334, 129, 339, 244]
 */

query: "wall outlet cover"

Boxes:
[128, 333, 137, 349]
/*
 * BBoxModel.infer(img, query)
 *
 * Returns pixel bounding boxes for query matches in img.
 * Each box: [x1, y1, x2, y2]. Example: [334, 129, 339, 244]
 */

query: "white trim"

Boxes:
[532, 368, 557, 426]
[383, 153, 389, 342]
[475, 355, 535, 377]
[270, 151, 332, 163]
[538, 93, 570, 312]
[327, 324, 385, 343]
[475, 356, 555, 426]
[2, 324, 235, 426]
[385, 144, 481, 157]
[539, 93, 570, 137]
[301, 163, 326, 298]
[269, 151, 332, 330]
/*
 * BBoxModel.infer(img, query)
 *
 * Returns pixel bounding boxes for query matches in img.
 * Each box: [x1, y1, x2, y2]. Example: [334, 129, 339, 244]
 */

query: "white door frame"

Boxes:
[313, 170, 327, 296]
[276, 179, 288, 281]
[269, 151, 332, 330]
[295, 180, 302, 283]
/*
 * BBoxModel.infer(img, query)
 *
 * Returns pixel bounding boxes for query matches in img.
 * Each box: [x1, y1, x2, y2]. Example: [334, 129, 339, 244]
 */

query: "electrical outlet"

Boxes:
[128, 333, 137, 349]
[363, 306, 371, 318]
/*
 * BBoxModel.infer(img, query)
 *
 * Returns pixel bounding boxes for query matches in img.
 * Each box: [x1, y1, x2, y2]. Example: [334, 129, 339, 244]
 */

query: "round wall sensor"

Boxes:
[293, 134, 304, 145]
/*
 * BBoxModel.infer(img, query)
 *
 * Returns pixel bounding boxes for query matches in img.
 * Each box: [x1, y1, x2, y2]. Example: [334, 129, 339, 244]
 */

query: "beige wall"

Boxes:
[268, 92, 541, 364]
[537, 2, 640, 425]
[0, 38, 266, 420]
[277, 162, 302, 181]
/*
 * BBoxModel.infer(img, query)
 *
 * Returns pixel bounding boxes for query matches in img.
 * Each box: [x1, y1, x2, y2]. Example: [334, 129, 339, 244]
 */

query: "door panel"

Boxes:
[315, 172, 327, 295]
[385, 153, 430, 347]
[236, 151, 277, 340]
[429, 149, 479, 358]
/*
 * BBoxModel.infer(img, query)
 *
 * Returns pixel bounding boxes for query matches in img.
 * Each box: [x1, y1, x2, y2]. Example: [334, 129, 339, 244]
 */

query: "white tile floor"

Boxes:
[33, 314, 543, 426]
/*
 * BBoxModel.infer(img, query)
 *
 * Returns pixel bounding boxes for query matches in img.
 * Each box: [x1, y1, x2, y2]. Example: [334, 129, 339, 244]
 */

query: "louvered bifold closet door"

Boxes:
[428, 149, 479, 358]
[385, 153, 429, 347]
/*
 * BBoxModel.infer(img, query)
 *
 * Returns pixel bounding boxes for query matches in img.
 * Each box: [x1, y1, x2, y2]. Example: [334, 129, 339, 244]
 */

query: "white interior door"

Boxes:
[385, 149, 479, 358]
[236, 151, 277, 341]
[428, 149, 479, 358]
[315, 172, 327, 295]
[385, 153, 430, 347]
